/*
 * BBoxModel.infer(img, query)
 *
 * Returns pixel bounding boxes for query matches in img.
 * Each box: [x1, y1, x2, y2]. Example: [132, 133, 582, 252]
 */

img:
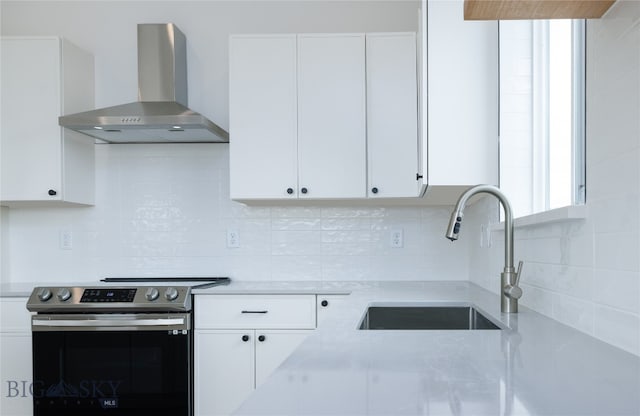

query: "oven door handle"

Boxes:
[31, 315, 190, 331]
[33, 317, 184, 327]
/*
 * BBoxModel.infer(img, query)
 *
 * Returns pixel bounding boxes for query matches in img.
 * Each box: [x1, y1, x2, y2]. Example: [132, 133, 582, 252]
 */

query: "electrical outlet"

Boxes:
[390, 229, 404, 248]
[226, 229, 240, 248]
[59, 230, 73, 250]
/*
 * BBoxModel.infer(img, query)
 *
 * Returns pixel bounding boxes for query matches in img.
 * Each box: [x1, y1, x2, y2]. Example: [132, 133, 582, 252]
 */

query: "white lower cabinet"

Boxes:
[194, 330, 253, 416]
[317, 295, 349, 327]
[0, 298, 33, 416]
[194, 295, 316, 416]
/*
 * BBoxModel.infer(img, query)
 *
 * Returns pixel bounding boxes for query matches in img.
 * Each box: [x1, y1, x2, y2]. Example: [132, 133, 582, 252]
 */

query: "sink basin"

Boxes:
[359, 305, 502, 330]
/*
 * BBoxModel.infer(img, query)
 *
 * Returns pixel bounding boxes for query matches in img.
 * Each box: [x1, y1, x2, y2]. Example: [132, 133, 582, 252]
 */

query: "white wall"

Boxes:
[499, 20, 534, 218]
[0, 1, 470, 284]
[467, 0, 640, 356]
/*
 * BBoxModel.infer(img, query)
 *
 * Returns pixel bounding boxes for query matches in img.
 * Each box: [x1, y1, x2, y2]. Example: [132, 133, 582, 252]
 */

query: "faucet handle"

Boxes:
[515, 261, 524, 286]
[504, 261, 524, 300]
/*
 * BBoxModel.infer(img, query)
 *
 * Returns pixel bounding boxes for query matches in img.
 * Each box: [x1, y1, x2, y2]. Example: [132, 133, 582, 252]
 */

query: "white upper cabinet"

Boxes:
[418, 0, 499, 203]
[229, 32, 420, 201]
[1, 37, 95, 206]
[297, 34, 367, 199]
[229, 35, 298, 199]
[366, 33, 420, 198]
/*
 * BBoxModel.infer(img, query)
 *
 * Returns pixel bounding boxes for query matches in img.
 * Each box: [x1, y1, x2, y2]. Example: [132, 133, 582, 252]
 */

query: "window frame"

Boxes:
[499, 19, 587, 222]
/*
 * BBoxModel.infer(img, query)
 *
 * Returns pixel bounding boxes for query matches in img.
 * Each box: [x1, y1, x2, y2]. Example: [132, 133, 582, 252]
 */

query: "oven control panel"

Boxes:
[26, 286, 192, 312]
[81, 288, 137, 303]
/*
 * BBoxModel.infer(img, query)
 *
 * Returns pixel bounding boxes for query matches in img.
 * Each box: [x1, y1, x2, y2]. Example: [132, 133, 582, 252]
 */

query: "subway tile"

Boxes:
[522, 238, 563, 264]
[588, 148, 640, 201]
[271, 206, 323, 219]
[552, 294, 595, 335]
[322, 218, 370, 231]
[552, 265, 594, 300]
[521, 262, 554, 290]
[321, 207, 385, 218]
[594, 231, 640, 272]
[594, 269, 640, 314]
[321, 256, 372, 281]
[594, 305, 640, 356]
[368, 255, 428, 281]
[321, 242, 370, 256]
[271, 230, 322, 256]
[271, 256, 323, 281]
[558, 227, 594, 268]
[271, 218, 322, 231]
[590, 196, 640, 234]
[321, 230, 371, 244]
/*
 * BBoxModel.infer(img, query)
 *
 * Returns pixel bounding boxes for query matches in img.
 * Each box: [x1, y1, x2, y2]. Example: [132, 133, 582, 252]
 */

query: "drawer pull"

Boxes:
[241, 310, 268, 314]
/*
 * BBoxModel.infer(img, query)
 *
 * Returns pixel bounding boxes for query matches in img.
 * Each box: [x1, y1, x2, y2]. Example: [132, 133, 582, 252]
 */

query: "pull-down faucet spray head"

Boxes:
[445, 211, 464, 241]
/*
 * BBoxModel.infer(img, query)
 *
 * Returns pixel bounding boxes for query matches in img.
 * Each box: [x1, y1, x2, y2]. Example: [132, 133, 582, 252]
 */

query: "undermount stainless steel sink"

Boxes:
[359, 304, 502, 330]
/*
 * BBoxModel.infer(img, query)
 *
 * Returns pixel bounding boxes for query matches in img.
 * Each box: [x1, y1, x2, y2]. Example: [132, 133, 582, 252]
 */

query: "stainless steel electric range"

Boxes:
[26, 277, 229, 416]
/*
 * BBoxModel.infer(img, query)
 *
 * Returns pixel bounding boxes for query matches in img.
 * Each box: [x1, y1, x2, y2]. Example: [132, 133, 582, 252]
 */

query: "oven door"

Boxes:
[31, 313, 192, 416]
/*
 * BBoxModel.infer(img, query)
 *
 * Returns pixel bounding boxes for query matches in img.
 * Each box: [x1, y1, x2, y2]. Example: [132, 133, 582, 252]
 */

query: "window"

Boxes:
[499, 19, 586, 219]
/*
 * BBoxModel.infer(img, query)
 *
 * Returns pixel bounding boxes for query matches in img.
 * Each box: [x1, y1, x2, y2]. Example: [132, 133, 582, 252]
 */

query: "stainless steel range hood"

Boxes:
[59, 23, 229, 143]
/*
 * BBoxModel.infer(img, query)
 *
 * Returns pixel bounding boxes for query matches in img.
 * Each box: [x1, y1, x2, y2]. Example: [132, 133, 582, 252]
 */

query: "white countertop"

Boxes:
[195, 281, 640, 416]
[192, 280, 354, 295]
[0, 279, 354, 298]
[5, 279, 640, 414]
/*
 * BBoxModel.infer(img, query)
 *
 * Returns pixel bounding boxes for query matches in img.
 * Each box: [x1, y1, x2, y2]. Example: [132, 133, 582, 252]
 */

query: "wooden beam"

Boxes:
[464, 0, 616, 20]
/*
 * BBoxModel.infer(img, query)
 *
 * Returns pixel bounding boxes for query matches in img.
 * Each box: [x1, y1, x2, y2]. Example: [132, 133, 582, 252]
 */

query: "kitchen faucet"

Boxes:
[445, 185, 524, 313]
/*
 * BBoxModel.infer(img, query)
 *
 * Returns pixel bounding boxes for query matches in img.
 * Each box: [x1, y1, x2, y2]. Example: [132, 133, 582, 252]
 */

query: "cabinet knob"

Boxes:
[300, 187, 308, 194]
[286, 188, 294, 195]
[416, 173, 424, 180]
[258, 335, 266, 342]
[371, 187, 379, 194]
[242, 335, 250, 342]
[321, 300, 329, 307]
[48, 189, 57, 196]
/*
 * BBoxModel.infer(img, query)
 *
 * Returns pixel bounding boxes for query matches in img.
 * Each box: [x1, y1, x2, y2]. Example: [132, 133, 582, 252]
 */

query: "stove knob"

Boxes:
[57, 288, 71, 302]
[37, 288, 52, 302]
[165, 287, 179, 301]
[145, 288, 159, 301]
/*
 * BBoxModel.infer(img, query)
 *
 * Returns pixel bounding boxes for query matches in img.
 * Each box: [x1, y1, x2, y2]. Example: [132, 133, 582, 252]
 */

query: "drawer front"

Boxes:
[195, 295, 316, 329]
[1, 297, 32, 332]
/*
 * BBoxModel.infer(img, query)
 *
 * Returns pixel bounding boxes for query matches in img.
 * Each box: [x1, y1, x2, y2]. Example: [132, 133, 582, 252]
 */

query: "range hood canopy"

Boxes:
[59, 23, 229, 143]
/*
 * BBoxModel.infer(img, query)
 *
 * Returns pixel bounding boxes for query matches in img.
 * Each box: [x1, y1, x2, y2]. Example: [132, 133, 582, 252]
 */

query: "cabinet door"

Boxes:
[297, 34, 367, 199]
[423, 0, 499, 188]
[1, 38, 63, 201]
[229, 35, 298, 199]
[255, 330, 312, 387]
[366, 33, 419, 198]
[0, 333, 33, 415]
[317, 295, 349, 327]
[194, 330, 255, 416]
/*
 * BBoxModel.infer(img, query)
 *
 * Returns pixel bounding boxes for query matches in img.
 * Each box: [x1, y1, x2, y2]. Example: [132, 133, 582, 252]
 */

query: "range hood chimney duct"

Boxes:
[59, 23, 229, 143]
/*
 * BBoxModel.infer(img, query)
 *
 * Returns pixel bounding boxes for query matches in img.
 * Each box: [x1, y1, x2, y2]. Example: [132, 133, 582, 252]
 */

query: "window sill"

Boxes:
[490, 205, 587, 231]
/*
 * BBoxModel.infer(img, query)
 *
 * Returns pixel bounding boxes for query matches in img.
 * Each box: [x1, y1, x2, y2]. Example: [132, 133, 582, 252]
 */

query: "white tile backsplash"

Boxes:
[4, 144, 465, 284]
